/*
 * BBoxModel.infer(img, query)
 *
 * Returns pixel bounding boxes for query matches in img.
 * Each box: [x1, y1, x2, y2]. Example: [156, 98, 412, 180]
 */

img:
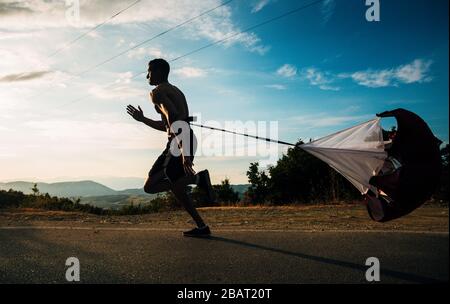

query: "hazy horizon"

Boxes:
[0, 175, 252, 191]
[0, 176, 145, 191]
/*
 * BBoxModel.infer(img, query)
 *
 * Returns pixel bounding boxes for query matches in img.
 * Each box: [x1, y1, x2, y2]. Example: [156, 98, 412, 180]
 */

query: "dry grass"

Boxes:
[0, 203, 447, 232]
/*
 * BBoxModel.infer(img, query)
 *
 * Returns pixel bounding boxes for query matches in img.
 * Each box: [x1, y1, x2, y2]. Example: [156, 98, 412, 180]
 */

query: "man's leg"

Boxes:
[145, 169, 207, 229]
[144, 170, 171, 194]
[171, 177, 206, 228]
[195, 170, 216, 203]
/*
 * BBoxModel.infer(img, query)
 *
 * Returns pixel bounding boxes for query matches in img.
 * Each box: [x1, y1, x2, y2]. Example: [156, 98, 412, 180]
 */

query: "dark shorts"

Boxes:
[149, 130, 196, 183]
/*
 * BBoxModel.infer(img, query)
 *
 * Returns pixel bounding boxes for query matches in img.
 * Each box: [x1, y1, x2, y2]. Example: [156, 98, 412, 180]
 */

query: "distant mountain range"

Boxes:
[0, 180, 250, 198]
[0, 181, 140, 197]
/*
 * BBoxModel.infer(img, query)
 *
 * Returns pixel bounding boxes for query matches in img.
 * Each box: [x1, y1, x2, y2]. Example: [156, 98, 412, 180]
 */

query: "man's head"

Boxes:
[147, 58, 170, 86]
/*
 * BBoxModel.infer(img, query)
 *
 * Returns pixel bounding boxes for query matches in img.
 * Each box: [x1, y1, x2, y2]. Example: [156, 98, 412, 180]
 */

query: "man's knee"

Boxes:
[144, 182, 157, 194]
[144, 172, 171, 194]
[144, 178, 160, 194]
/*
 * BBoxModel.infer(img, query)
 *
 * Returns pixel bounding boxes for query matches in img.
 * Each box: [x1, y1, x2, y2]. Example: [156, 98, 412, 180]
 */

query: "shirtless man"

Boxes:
[126, 58, 214, 237]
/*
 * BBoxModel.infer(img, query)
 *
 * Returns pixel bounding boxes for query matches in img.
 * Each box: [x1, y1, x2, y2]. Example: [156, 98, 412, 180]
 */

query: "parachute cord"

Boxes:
[190, 123, 296, 147]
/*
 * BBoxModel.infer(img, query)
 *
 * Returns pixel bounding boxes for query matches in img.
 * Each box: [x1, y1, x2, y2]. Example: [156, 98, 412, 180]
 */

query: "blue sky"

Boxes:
[0, 0, 448, 189]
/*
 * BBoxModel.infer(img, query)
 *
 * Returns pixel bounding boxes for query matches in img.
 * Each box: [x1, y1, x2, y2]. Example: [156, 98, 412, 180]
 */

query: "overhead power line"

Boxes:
[75, 0, 235, 77]
[170, 0, 325, 63]
[117, 0, 326, 80]
[61, 0, 326, 108]
[20, 0, 141, 85]
[48, 0, 142, 58]
[31, 0, 234, 101]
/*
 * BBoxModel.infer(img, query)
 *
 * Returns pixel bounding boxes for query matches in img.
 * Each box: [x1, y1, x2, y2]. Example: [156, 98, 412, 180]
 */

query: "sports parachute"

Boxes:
[191, 108, 442, 222]
[301, 108, 442, 222]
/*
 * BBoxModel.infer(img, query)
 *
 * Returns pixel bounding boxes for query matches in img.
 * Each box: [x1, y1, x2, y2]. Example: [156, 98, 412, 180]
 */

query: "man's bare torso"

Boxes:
[151, 82, 189, 134]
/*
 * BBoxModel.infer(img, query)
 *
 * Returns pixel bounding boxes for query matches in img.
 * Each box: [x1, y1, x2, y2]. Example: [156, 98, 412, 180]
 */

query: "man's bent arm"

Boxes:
[141, 117, 166, 132]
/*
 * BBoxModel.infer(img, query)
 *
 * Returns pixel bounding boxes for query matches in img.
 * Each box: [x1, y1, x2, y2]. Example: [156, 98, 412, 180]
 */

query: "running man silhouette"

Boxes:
[126, 58, 215, 237]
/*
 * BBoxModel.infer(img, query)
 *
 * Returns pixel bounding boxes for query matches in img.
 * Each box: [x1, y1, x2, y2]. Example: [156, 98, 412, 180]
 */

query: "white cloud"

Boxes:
[343, 59, 433, 88]
[0, 0, 267, 55]
[0, 47, 50, 75]
[0, 49, 71, 88]
[114, 71, 134, 84]
[276, 64, 297, 78]
[0, 46, 72, 90]
[185, 15, 268, 55]
[251, 0, 271, 13]
[86, 31, 100, 39]
[289, 113, 373, 128]
[248, 44, 271, 56]
[342, 105, 361, 113]
[0, 30, 43, 40]
[265, 84, 286, 90]
[89, 78, 146, 99]
[302, 67, 340, 91]
[346, 70, 393, 88]
[116, 37, 125, 47]
[22, 118, 166, 151]
[318, 85, 340, 91]
[0, 70, 52, 82]
[173, 67, 207, 78]
[321, 0, 336, 24]
[300, 59, 433, 90]
[127, 47, 164, 60]
[395, 59, 433, 84]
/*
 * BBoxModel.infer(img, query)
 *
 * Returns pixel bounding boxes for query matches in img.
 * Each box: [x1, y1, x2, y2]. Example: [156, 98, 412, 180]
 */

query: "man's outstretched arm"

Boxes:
[126, 105, 166, 132]
[141, 117, 166, 131]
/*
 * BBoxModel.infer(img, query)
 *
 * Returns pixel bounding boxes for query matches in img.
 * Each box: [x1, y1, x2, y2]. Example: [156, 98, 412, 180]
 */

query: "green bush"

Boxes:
[244, 141, 361, 205]
[0, 188, 165, 215]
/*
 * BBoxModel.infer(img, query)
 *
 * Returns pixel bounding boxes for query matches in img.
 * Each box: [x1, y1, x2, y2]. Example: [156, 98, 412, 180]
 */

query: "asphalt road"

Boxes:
[0, 227, 448, 283]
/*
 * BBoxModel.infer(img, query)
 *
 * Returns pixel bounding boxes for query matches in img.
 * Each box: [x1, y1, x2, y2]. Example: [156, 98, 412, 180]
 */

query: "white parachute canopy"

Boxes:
[301, 118, 387, 194]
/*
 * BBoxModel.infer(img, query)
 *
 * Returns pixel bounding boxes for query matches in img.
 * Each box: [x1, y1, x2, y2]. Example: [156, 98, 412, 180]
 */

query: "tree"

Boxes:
[31, 183, 40, 196]
[244, 141, 360, 205]
[213, 178, 239, 205]
[244, 162, 270, 204]
[268, 142, 333, 203]
[190, 179, 240, 207]
[441, 144, 449, 169]
[435, 144, 449, 203]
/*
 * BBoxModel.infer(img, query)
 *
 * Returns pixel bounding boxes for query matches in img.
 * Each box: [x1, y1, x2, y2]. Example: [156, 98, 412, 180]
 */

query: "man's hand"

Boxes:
[182, 156, 196, 176]
[376, 110, 393, 118]
[127, 105, 144, 122]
